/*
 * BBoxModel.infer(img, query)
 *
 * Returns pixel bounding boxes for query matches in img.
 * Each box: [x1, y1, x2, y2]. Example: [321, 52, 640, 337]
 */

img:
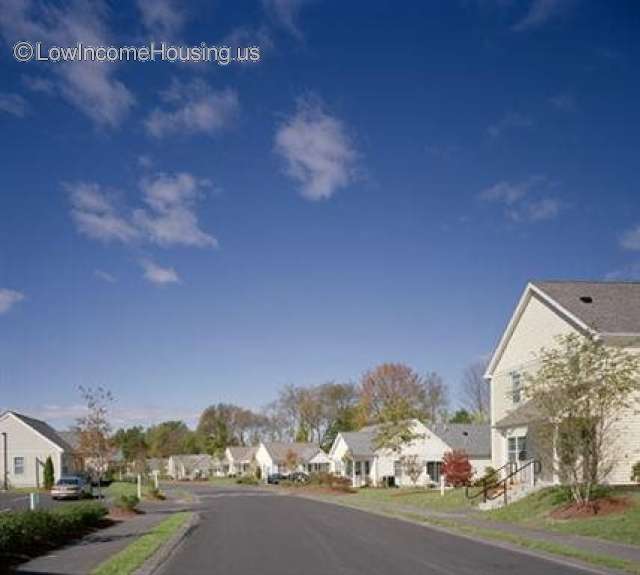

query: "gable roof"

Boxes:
[57, 430, 81, 450]
[1, 411, 73, 452]
[486, 281, 640, 378]
[338, 430, 377, 457]
[532, 281, 640, 335]
[494, 400, 542, 428]
[261, 442, 322, 464]
[227, 446, 257, 463]
[169, 453, 224, 472]
[430, 423, 491, 457]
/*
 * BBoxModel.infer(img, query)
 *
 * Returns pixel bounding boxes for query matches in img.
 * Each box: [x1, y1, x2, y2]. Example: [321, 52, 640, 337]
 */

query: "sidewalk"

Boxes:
[11, 494, 194, 575]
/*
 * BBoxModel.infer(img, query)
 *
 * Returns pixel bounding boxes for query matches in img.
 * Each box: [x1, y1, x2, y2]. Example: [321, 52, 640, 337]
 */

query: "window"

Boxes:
[426, 461, 442, 483]
[14, 457, 25, 475]
[364, 460, 370, 475]
[511, 372, 522, 403]
[393, 460, 402, 479]
[507, 436, 527, 462]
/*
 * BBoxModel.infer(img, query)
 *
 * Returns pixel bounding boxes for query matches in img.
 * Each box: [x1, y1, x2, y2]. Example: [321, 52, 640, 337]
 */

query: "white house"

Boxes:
[255, 442, 331, 478]
[225, 446, 257, 476]
[329, 419, 491, 487]
[486, 281, 640, 486]
[0, 411, 80, 489]
[167, 454, 226, 480]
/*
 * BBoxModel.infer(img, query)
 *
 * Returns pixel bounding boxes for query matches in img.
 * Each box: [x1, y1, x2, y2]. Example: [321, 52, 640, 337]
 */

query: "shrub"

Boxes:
[442, 450, 473, 487]
[43, 457, 55, 490]
[236, 476, 259, 485]
[473, 466, 498, 487]
[632, 461, 640, 483]
[146, 488, 165, 500]
[0, 502, 107, 560]
[113, 495, 139, 512]
[308, 472, 354, 492]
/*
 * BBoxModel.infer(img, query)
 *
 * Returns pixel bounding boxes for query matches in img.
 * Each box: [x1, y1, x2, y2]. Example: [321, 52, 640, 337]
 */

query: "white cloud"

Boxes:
[0, 0, 134, 127]
[262, 0, 309, 39]
[145, 79, 239, 139]
[487, 112, 533, 138]
[512, 0, 569, 31]
[549, 93, 576, 112]
[94, 269, 117, 283]
[621, 226, 640, 251]
[134, 173, 218, 248]
[140, 259, 180, 285]
[22, 75, 55, 95]
[0, 289, 25, 314]
[275, 97, 357, 201]
[67, 174, 217, 249]
[66, 182, 139, 243]
[605, 263, 640, 281]
[0, 92, 27, 117]
[479, 177, 563, 223]
[137, 0, 185, 38]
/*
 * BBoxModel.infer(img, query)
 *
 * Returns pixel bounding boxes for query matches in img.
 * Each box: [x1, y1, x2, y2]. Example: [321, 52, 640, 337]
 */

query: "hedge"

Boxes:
[0, 502, 108, 560]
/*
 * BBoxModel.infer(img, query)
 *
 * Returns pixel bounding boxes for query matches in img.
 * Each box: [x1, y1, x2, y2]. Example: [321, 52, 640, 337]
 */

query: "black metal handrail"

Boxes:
[465, 461, 515, 502]
[486, 459, 541, 506]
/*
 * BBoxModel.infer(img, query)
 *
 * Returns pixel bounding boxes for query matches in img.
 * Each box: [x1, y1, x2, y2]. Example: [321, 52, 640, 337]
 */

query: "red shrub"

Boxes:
[442, 449, 473, 487]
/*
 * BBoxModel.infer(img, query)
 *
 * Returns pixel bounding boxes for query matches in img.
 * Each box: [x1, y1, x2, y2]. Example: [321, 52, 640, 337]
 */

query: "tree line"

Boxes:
[111, 361, 490, 462]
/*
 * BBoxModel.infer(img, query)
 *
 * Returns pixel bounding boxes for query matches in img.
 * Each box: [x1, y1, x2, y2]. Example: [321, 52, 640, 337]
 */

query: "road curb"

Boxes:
[133, 511, 199, 575]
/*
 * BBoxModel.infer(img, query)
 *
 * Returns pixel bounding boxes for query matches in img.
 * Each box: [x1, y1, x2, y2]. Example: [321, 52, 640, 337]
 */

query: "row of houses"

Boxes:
[3, 281, 640, 492]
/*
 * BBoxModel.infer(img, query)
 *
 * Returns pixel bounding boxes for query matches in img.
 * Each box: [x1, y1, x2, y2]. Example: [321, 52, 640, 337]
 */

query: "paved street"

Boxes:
[158, 485, 600, 575]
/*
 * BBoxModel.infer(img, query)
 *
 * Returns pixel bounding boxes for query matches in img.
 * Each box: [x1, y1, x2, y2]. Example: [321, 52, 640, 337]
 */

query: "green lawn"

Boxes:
[488, 487, 640, 547]
[334, 487, 474, 512]
[91, 512, 192, 575]
[103, 481, 151, 499]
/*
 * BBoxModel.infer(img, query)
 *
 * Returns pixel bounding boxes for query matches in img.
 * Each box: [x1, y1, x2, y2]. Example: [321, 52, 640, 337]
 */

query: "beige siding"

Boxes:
[0, 414, 65, 488]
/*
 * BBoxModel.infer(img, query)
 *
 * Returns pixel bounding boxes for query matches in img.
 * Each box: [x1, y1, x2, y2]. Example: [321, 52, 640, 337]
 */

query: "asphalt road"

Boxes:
[157, 486, 598, 575]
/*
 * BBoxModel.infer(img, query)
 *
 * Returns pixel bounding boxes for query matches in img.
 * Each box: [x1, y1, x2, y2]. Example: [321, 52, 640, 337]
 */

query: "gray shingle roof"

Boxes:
[170, 454, 223, 472]
[57, 430, 81, 450]
[227, 446, 257, 463]
[339, 430, 377, 457]
[430, 423, 491, 457]
[5, 411, 74, 452]
[533, 281, 640, 334]
[494, 400, 542, 429]
[262, 442, 322, 464]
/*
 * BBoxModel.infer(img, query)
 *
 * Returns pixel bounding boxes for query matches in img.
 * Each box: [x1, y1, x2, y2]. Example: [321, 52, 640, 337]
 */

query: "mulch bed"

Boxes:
[550, 496, 632, 519]
[107, 507, 144, 519]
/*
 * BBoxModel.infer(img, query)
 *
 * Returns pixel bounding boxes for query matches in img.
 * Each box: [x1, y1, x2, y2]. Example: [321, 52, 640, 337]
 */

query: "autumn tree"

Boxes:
[113, 426, 148, 472]
[525, 334, 640, 506]
[76, 386, 114, 498]
[146, 421, 195, 458]
[461, 360, 490, 422]
[442, 450, 473, 487]
[284, 449, 301, 474]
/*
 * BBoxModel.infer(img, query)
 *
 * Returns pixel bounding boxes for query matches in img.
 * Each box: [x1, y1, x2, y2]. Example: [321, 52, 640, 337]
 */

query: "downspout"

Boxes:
[2, 432, 7, 490]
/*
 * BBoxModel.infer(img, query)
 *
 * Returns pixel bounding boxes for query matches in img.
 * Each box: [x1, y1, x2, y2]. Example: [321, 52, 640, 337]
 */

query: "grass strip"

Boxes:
[91, 512, 192, 575]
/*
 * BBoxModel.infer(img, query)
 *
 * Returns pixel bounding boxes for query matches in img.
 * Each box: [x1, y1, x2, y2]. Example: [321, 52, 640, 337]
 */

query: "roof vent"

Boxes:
[579, 296, 593, 304]
[462, 431, 469, 436]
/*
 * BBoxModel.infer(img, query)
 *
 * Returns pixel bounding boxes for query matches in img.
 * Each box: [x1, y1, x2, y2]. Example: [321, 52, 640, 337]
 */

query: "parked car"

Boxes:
[51, 476, 92, 500]
[290, 471, 310, 484]
[267, 473, 287, 484]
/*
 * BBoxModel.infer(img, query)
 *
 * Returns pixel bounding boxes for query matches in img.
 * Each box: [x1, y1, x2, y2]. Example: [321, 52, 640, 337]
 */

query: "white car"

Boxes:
[51, 476, 92, 500]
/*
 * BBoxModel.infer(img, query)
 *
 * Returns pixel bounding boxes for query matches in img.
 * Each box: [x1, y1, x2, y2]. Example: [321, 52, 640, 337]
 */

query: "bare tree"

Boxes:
[400, 454, 423, 487]
[461, 360, 490, 422]
[76, 386, 114, 499]
[424, 372, 448, 423]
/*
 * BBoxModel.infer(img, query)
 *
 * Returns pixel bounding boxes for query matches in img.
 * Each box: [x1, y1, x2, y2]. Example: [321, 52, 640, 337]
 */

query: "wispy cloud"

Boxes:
[620, 226, 640, 251]
[140, 259, 180, 285]
[137, 0, 185, 39]
[94, 269, 117, 283]
[262, 0, 310, 39]
[605, 263, 640, 281]
[275, 96, 357, 201]
[549, 93, 576, 112]
[0, 92, 27, 117]
[146, 79, 239, 139]
[67, 173, 217, 248]
[66, 182, 139, 244]
[0, 0, 134, 127]
[487, 112, 534, 138]
[0, 288, 25, 314]
[479, 177, 563, 222]
[512, 0, 570, 32]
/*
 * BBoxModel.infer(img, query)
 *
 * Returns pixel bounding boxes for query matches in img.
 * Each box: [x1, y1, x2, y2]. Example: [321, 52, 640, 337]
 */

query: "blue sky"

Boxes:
[1, 0, 639, 428]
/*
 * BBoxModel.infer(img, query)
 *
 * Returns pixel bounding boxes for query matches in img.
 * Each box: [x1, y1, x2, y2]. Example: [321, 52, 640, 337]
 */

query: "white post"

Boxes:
[153, 470, 159, 490]
[440, 474, 445, 497]
[30, 492, 38, 510]
[137, 474, 142, 499]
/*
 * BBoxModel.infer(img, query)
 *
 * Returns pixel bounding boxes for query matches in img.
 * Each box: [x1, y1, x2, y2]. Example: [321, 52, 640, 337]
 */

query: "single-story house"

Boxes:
[486, 281, 640, 486]
[57, 429, 125, 475]
[145, 457, 169, 477]
[329, 419, 491, 487]
[225, 446, 257, 476]
[167, 454, 226, 480]
[0, 411, 80, 488]
[255, 442, 332, 478]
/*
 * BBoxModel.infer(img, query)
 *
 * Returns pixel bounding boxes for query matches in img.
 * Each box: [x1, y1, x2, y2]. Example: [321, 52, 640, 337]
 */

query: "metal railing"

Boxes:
[466, 459, 541, 505]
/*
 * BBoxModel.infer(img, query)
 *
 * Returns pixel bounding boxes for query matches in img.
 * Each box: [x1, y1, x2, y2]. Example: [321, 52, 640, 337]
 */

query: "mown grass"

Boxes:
[336, 487, 474, 512]
[103, 481, 150, 499]
[488, 486, 640, 547]
[91, 512, 192, 575]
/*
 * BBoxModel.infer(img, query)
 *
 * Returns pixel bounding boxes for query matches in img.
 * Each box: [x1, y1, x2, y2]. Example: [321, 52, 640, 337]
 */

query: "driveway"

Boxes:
[157, 485, 601, 575]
